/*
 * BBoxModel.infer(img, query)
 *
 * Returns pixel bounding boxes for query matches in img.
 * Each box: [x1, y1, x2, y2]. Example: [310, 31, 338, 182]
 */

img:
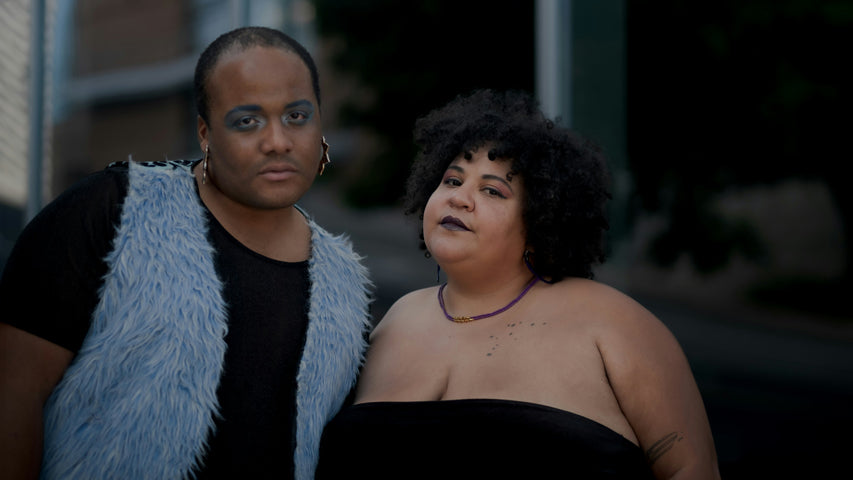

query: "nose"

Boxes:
[448, 187, 473, 211]
[260, 120, 294, 154]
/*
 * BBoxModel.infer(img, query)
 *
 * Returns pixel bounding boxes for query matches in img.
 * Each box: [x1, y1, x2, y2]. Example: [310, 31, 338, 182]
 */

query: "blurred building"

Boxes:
[0, 0, 56, 264]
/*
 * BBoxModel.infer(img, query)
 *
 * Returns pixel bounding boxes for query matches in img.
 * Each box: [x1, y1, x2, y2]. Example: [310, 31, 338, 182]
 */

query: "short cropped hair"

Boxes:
[404, 89, 611, 281]
[193, 26, 321, 124]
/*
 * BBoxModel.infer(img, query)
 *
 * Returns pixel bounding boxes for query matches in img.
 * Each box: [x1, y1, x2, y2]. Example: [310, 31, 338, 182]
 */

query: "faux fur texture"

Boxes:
[41, 160, 372, 479]
[296, 215, 373, 480]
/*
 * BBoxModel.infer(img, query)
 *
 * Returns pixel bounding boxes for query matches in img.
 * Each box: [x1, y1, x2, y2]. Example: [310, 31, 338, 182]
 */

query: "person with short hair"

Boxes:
[0, 26, 372, 480]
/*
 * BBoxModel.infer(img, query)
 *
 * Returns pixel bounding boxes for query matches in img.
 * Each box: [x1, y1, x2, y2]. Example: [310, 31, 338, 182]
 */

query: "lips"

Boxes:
[259, 163, 297, 175]
[259, 163, 297, 181]
[440, 215, 470, 231]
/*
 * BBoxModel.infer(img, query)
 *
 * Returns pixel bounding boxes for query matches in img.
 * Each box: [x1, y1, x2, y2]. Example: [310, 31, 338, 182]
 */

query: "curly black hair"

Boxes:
[193, 26, 321, 125]
[404, 89, 611, 281]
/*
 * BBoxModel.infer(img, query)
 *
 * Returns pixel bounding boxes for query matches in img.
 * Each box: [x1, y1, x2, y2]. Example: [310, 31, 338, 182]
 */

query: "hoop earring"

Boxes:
[202, 145, 209, 185]
[319, 136, 331, 175]
[524, 250, 555, 284]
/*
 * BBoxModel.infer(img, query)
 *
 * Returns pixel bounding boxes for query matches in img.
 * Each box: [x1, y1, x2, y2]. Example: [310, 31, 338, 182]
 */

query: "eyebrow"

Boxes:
[286, 99, 314, 110]
[225, 104, 260, 116]
[447, 165, 514, 193]
[224, 100, 315, 118]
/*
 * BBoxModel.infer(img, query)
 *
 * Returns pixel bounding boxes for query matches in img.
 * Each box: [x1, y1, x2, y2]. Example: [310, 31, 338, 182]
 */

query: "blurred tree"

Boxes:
[313, 0, 535, 207]
[626, 0, 852, 286]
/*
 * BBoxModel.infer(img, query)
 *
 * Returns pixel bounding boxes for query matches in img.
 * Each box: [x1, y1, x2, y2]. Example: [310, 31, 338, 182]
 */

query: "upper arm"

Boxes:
[354, 290, 442, 402]
[353, 295, 411, 401]
[0, 323, 74, 479]
[597, 296, 720, 480]
[0, 167, 124, 351]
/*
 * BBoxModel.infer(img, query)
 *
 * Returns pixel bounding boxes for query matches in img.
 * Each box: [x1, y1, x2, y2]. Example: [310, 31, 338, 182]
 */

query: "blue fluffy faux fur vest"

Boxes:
[41, 160, 372, 479]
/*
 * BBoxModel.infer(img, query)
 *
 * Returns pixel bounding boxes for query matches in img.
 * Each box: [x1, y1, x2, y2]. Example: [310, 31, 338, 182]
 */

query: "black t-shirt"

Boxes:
[0, 162, 311, 478]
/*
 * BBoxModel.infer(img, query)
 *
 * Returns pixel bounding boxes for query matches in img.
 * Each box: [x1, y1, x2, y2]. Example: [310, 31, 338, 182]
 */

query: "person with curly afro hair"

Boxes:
[404, 88, 611, 280]
[316, 89, 720, 480]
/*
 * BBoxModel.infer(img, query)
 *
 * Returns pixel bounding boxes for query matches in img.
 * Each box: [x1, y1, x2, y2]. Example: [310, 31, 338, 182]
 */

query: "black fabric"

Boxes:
[195, 207, 310, 479]
[0, 161, 311, 479]
[0, 165, 127, 351]
[317, 399, 656, 479]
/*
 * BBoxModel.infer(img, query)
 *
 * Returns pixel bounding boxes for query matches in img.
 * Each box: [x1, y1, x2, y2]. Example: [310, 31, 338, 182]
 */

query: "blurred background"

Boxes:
[1, 0, 850, 477]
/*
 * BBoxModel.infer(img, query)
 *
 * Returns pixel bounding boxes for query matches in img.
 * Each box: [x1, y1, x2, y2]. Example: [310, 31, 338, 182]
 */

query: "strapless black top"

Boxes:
[316, 399, 655, 479]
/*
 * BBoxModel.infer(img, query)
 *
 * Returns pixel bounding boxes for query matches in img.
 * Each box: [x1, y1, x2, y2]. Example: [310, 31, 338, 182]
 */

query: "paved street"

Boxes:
[301, 185, 853, 479]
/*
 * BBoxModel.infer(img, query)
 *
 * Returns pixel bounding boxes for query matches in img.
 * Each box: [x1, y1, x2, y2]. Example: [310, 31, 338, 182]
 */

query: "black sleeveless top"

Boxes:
[316, 399, 655, 479]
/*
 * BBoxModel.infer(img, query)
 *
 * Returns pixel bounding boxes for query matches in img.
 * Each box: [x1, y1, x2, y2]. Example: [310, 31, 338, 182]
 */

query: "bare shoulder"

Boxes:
[355, 286, 449, 402]
[535, 278, 667, 338]
[542, 278, 685, 380]
[368, 286, 438, 341]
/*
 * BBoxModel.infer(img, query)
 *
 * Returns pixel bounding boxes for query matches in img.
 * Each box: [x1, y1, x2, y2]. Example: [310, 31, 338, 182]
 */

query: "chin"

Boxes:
[244, 193, 299, 210]
[261, 186, 310, 208]
[425, 242, 469, 266]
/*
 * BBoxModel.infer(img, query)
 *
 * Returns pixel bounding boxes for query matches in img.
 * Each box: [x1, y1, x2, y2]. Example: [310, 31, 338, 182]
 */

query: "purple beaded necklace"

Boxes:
[438, 277, 539, 323]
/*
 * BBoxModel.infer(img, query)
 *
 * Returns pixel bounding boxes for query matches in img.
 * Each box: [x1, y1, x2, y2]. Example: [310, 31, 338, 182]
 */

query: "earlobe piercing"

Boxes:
[319, 136, 331, 175]
[202, 145, 210, 185]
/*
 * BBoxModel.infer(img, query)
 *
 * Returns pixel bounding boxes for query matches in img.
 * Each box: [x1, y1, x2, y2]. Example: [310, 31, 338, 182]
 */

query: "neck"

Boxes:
[196, 173, 311, 262]
[441, 259, 529, 293]
[440, 267, 535, 320]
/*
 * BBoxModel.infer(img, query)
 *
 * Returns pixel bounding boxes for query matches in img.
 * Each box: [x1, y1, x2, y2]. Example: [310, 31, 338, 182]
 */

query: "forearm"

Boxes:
[0, 324, 74, 479]
[663, 462, 721, 480]
[0, 407, 44, 479]
[648, 435, 720, 480]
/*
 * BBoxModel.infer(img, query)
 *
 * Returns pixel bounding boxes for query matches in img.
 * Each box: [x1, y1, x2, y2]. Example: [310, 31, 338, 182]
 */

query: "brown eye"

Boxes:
[282, 110, 311, 126]
[484, 187, 504, 198]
